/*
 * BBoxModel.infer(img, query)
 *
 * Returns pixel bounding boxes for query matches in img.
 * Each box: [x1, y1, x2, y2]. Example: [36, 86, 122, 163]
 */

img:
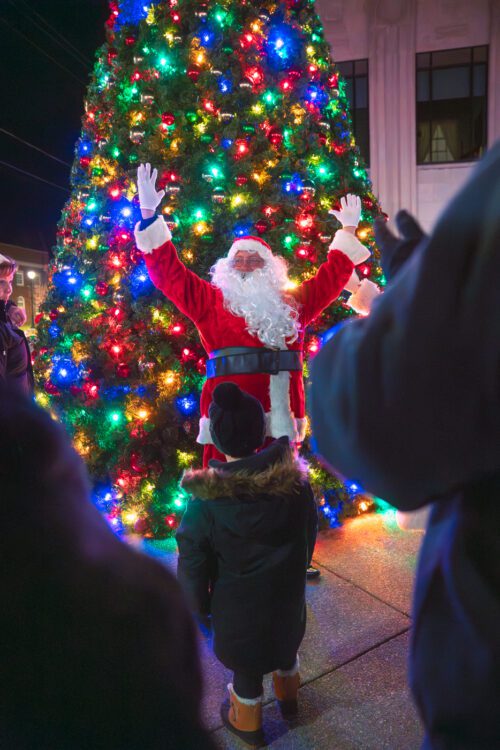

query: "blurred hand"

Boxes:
[195, 613, 212, 639]
[0, 280, 12, 302]
[9, 306, 27, 327]
[137, 163, 165, 214]
[374, 210, 427, 282]
[330, 194, 362, 228]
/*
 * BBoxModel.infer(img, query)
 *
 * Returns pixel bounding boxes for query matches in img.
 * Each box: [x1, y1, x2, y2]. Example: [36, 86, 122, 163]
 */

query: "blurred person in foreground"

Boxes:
[309, 143, 500, 749]
[0, 387, 215, 750]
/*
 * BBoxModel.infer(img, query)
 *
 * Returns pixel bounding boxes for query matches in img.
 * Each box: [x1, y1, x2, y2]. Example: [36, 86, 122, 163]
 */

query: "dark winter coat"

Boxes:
[309, 142, 500, 750]
[177, 437, 318, 675]
[6, 299, 35, 393]
[0, 387, 215, 750]
[0, 301, 31, 395]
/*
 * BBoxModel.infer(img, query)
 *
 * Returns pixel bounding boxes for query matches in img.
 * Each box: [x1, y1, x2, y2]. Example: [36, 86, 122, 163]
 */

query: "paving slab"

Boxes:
[213, 631, 423, 750]
[313, 513, 424, 615]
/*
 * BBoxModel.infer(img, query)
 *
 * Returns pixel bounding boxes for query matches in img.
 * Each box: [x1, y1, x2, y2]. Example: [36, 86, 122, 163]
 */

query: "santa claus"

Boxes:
[134, 163, 379, 466]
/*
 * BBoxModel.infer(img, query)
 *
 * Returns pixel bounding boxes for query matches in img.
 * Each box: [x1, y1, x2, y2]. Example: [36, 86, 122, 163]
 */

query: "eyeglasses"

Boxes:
[231, 255, 265, 270]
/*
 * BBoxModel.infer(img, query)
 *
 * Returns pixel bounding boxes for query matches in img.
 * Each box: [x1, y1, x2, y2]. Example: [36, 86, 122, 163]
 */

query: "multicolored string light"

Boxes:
[34, 0, 384, 537]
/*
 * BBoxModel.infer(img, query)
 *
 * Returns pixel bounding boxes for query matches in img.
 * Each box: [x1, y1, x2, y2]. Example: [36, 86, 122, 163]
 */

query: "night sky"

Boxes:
[0, 0, 109, 252]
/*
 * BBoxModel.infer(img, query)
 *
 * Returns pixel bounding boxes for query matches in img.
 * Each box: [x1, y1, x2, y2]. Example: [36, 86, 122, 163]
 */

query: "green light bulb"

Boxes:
[81, 286, 93, 300]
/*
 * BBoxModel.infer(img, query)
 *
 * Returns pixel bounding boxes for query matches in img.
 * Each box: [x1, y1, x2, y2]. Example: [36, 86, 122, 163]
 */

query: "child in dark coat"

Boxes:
[176, 382, 318, 746]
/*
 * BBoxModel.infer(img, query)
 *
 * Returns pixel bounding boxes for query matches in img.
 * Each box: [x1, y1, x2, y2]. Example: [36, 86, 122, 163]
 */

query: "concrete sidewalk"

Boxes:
[151, 511, 424, 749]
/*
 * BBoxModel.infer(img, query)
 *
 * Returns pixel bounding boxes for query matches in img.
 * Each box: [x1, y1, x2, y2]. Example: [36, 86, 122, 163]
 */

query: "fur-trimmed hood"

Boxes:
[181, 439, 308, 501]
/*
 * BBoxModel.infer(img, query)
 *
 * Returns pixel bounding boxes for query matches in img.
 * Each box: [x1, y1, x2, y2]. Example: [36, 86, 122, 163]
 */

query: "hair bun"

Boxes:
[212, 382, 243, 410]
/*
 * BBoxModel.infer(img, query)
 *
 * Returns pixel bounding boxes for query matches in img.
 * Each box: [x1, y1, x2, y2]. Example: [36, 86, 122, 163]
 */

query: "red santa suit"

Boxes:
[134, 216, 370, 465]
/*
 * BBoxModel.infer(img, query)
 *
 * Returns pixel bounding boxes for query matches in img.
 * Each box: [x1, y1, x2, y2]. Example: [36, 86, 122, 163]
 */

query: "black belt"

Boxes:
[206, 346, 303, 379]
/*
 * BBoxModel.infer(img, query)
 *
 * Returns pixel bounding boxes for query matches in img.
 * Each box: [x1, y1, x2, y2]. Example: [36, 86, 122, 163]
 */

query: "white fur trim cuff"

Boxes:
[344, 270, 361, 294]
[228, 237, 273, 260]
[276, 655, 300, 677]
[295, 418, 307, 442]
[197, 416, 212, 444]
[329, 229, 371, 266]
[347, 278, 380, 316]
[134, 216, 171, 254]
[228, 684, 263, 704]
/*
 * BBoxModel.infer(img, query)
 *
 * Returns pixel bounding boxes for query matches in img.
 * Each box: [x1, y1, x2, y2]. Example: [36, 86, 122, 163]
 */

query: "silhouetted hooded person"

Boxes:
[0, 281, 32, 395]
[309, 142, 500, 749]
[0, 388, 215, 750]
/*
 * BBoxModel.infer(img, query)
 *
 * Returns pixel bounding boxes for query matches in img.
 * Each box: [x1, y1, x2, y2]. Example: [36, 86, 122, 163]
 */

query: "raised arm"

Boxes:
[293, 195, 380, 325]
[133, 164, 215, 324]
[309, 151, 500, 511]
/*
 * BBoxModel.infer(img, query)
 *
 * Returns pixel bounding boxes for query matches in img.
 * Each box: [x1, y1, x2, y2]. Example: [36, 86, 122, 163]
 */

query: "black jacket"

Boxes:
[0, 388, 215, 750]
[309, 143, 500, 749]
[177, 437, 318, 675]
[0, 301, 31, 395]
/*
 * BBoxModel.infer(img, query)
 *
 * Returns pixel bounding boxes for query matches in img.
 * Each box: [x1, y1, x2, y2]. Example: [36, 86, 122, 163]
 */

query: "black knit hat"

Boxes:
[209, 383, 266, 458]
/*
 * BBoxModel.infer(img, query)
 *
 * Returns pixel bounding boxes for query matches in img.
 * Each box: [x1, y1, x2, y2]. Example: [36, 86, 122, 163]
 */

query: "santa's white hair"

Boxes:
[210, 242, 300, 349]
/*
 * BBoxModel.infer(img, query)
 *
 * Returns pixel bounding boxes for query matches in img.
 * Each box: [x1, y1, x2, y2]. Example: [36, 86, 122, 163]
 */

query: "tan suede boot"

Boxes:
[272, 669, 300, 718]
[220, 683, 264, 747]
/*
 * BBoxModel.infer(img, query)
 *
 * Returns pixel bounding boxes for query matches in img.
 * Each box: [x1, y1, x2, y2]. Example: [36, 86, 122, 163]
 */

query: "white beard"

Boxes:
[210, 255, 300, 349]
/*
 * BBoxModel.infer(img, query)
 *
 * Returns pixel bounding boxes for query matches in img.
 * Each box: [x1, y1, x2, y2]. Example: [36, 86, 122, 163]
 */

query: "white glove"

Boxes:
[347, 278, 380, 316]
[344, 270, 361, 294]
[137, 163, 165, 212]
[329, 194, 362, 228]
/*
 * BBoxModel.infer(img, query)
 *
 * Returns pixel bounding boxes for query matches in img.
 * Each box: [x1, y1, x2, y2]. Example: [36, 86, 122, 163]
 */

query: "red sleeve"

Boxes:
[144, 241, 215, 325]
[293, 250, 354, 326]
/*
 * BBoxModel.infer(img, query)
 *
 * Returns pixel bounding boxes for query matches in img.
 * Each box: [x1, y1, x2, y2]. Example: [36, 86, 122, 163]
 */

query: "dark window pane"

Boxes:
[472, 98, 487, 158]
[417, 70, 430, 101]
[354, 110, 370, 165]
[473, 46, 488, 63]
[432, 66, 470, 99]
[355, 77, 368, 108]
[337, 61, 353, 76]
[337, 59, 369, 166]
[416, 46, 488, 163]
[417, 52, 430, 69]
[343, 77, 354, 108]
[432, 48, 471, 66]
[473, 64, 486, 96]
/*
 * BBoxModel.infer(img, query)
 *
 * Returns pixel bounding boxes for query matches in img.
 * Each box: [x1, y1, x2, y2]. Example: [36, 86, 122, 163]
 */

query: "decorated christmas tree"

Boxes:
[34, 0, 383, 537]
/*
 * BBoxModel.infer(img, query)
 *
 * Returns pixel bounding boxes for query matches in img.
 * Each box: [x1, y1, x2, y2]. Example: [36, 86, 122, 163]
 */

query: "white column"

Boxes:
[368, 0, 418, 219]
[488, 0, 500, 146]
